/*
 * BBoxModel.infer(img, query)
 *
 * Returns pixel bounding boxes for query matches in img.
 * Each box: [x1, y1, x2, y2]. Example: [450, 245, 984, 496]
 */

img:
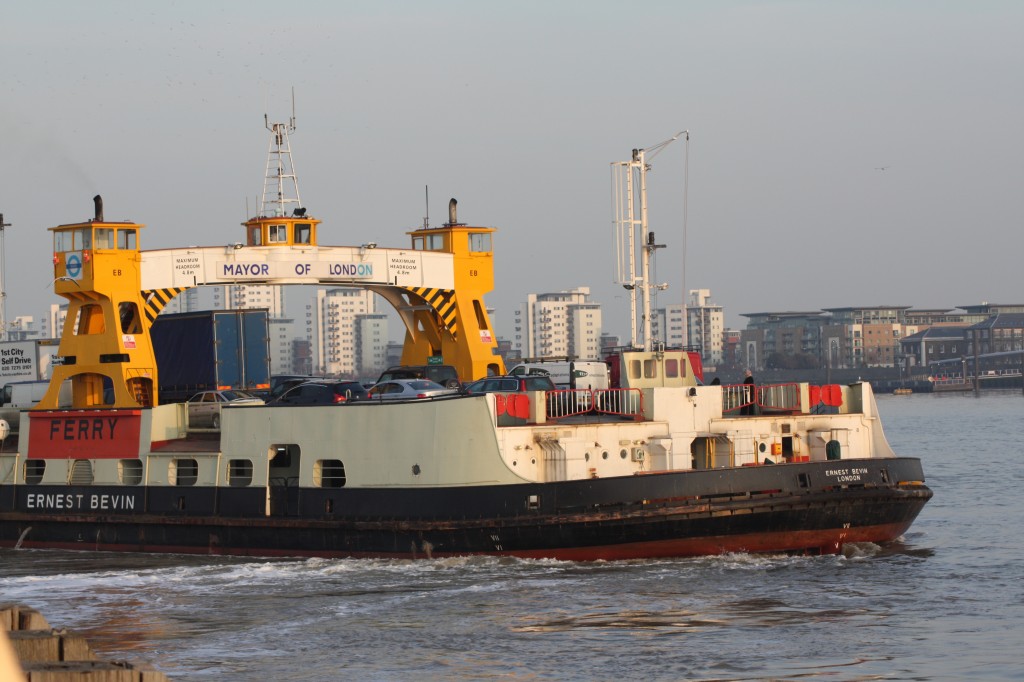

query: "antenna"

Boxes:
[0, 213, 8, 342]
[611, 130, 687, 351]
[260, 89, 303, 218]
[423, 185, 429, 229]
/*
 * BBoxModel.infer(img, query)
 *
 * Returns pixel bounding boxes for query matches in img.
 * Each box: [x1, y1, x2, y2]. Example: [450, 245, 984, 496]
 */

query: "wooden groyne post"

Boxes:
[0, 604, 169, 681]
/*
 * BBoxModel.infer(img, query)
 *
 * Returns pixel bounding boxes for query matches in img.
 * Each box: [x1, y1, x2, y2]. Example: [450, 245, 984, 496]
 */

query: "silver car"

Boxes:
[367, 379, 460, 401]
[186, 390, 264, 428]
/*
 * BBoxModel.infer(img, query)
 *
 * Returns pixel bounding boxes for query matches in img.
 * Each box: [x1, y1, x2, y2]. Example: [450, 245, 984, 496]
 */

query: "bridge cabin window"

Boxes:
[294, 223, 312, 244]
[117, 229, 137, 250]
[94, 228, 115, 249]
[412, 234, 445, 251]
[248, 226, 262, 246]
[54, 228, 92, 252]
[268, 224, 288, 243]
[468, 233, 492, 253]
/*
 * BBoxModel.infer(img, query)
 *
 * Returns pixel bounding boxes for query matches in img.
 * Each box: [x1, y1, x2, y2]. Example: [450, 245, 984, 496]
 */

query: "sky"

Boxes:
[2, 0, 1022, 342]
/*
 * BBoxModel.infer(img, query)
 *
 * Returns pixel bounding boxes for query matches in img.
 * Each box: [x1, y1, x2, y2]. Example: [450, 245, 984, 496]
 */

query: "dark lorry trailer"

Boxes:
[151, 310, 271, 404]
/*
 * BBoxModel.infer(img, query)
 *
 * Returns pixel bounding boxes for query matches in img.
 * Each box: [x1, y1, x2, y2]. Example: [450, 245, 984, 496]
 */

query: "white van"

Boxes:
[0, 380, 73, 434]
[508, 361, 609, 391]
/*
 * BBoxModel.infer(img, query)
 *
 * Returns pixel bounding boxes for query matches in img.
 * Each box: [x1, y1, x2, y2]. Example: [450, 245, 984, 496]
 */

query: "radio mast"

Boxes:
[261, 89, 303, 218]
[611, 131, 687, 351]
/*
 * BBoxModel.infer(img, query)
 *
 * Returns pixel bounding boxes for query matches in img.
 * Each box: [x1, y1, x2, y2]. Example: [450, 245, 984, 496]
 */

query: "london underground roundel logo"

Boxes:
[66, 253, 83, 278]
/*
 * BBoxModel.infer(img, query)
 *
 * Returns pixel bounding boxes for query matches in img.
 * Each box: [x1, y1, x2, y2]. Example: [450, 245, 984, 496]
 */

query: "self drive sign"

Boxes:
[0, 341, 40, 380]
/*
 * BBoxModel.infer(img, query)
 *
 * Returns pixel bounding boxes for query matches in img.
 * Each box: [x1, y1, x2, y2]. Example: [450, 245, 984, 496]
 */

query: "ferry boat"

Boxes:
[0, 126, 932, 560]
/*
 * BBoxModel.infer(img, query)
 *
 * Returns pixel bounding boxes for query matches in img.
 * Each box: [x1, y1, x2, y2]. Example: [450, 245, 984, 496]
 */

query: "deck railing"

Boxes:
[546, 388, 644, 421]
[722, 382, 845, 416]
[723, 382, 803, 415]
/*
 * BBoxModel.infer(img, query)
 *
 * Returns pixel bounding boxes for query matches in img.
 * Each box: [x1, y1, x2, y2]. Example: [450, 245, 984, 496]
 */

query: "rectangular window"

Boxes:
[24, 460, 46, 485]
[228, 459, 254, 487]
[314, 459, 347, 488]
[469, 233, 492, 252]
[74, 228, 92, 250]
[117, 229, 137, 250]
[94, 228, 115, 249]
[119, 460, 143, 485]
[171, 458, 198, 486]
[269, 225, 288, 243]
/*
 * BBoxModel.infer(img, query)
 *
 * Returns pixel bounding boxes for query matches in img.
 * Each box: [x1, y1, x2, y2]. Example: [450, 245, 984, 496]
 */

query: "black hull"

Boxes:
[0, 458, 932, 561]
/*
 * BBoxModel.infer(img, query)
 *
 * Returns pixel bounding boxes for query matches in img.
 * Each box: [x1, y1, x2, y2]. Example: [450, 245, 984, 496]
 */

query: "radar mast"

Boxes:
[260, 89, 303, 218]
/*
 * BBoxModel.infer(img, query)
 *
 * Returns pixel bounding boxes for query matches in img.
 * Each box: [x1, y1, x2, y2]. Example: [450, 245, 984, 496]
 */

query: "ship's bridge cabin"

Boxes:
[44, 200, 157, 410]
[408, 199, 497, 293]
[244, 213, 321, 247]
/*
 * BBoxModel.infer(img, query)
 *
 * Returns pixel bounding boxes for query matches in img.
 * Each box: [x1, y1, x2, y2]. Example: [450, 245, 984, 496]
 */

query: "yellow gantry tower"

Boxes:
[391, 199, 503, 380]
[38, 196, 157, 409]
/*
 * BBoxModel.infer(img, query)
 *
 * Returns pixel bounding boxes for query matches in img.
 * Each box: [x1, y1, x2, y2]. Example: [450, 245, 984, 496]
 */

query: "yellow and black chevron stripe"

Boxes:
[142, 287, 188, 324]
[404, 287, 459, 339]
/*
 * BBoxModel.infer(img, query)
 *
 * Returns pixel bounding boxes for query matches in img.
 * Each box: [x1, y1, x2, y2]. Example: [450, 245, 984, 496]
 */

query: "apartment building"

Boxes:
[312, 288, 389, 378]
[512, 287, 602, 360]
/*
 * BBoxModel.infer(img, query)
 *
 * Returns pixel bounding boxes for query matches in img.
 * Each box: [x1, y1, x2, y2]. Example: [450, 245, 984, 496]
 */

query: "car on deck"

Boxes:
[186, 390, 264, 429]
[367, 379, 460, 401]
[268, 380, 369, 406]
[462, 375, 557, 394]
[375, 365, 462, 389]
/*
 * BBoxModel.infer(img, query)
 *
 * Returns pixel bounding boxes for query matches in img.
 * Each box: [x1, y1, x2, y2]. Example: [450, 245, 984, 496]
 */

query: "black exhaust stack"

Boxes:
[448, 198, 458, 226]
[93, 195, 104, 222]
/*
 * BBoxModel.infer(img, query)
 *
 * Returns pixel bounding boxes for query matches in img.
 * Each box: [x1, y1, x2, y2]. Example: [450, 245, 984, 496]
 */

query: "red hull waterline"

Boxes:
[5, 520, 914, 562]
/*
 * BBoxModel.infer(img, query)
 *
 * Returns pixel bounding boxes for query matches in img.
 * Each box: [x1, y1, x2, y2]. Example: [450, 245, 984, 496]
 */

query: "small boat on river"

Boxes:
[0, 129, 932, 560]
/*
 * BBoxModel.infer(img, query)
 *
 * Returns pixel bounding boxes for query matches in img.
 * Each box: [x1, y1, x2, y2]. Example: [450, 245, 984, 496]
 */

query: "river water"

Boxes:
[2, 392, 1021, 681]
